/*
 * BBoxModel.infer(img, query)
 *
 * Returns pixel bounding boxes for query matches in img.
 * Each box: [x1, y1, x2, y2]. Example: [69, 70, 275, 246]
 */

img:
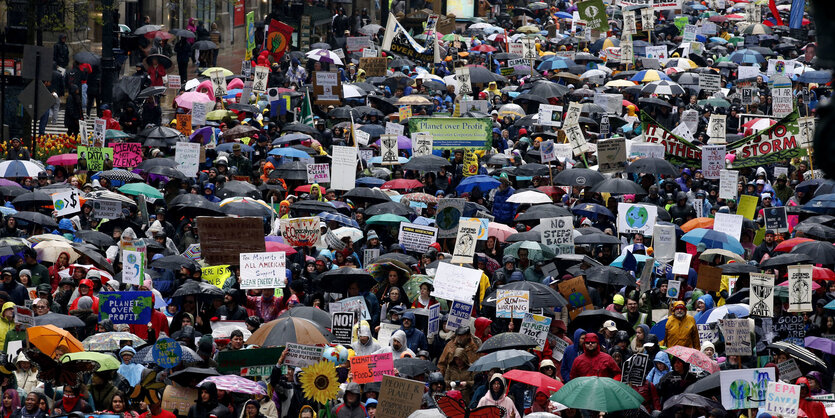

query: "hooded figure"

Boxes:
[569, 333, 621, 379]
[477, 374, 519, 418]
[0, 302, 15, 350]
[664, 301, 700, 349]
[646, 351, 671, 385]
[240, 399, 265, 418]
[560, 328, 586, 382]
[351, 322, 381, 356]
[116, 346, 144, 386]
[13, 352, 38, 394]
[377, 330, 415, 358]
[400, 311, 428, 353]
[332, 382, 366, 418]
[693, 294, 715, 323]
[188, 381, 230, 418]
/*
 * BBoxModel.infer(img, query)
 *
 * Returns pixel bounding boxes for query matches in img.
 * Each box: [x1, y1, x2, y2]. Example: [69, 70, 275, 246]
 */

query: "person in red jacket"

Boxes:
[797, 378, 828, 418]
[69, 279, 99, 313]
[129, 293, 170, 342]
[569, 333, 621, 379]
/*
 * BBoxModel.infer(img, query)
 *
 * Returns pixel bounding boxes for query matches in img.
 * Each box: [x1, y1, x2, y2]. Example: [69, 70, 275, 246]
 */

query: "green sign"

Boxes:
[77, 146, 114, 171]
[675, 16, 689, 33]
[577, 0, 609, 32]
[407, 117, 492, 151]
[217, 347, 284, 373]
[245, 12, 256, 60]
[240, 365, 273, 377]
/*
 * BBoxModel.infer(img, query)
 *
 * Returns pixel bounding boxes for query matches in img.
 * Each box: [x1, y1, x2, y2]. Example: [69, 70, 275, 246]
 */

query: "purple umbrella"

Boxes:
[198, 375, 267, 395]
[190, 126, 215, 144]
[265, 236, 285, 243]
[0, 179, 21, 187]
[804, 336, 835, 355]
[374, 135, 412, 149]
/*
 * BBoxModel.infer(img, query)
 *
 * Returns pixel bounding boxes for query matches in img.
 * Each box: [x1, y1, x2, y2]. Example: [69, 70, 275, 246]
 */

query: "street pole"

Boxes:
[101, 0, 115, 107]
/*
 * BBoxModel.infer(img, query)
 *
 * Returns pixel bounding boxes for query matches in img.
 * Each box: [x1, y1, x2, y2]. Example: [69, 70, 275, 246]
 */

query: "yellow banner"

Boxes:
[463, 150, 478, 177]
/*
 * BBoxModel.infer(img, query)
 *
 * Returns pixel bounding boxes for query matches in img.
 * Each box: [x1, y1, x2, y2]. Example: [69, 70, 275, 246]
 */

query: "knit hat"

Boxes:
[367, 230, 379, 241]
[18, 269, 31, 279]
[76, 296, 93, 310]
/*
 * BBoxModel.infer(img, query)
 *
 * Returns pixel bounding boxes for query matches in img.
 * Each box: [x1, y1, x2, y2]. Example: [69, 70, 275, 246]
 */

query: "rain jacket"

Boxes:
[693, 294, 714, 323]
[351, 322, 381, 356]
[376, 330, 415, 358]
[438, 331, 481, 375]
[309, 184, 326, 202]
[490, 186, 518, 224]
[203, 184, 222, 203]
[188, 381, 230, 418]
[0, 302, 16, 353]
[560, 328, 586, 382]
[331, 383, 366, 418]
[13, 352, 38, 394]
[477, 374, 519, 418]
[645, 351, 671, 385]
[400, 312, 428, 353]
[569, 333, 621, 379]
[663, 303, 700, 350]
[69, 279, 100, 313]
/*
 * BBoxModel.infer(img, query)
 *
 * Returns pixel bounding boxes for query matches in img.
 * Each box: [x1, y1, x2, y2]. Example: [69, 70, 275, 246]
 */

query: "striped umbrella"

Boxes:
[199, 375, 267, 395]
[630, 69, 671, 82]
[0, 160, 43, 177]
[641, 80, 686, 96]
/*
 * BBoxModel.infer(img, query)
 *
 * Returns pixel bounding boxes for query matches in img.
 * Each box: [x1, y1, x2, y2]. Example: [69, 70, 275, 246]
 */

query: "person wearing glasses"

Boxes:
[569, 333, 621, 380]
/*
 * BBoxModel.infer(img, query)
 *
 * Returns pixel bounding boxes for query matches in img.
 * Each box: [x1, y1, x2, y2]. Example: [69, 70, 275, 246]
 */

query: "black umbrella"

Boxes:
[71, 243, 114, 273]
[172, 280, 224, 299]
[481, 281, 567, 309]
[373, 253, 419, 266]
[639, 97, 673, 108]
[289, 200, 337, 215]
[574, 233, 621, 245]
[568, 309, 634, 336]
[169, 195, 225, 217]
[402, 155, 452, 171]
[513, 93, 550, 105]
[515, 205, 573, 222]
[554, 168, 606, 187]
[144, 54, 172, 69]
[625, 158, 679, 177]
[719, 263, 760, 274]
[759, 253, 812, 268]
[353, 106, 385, 118]
[217, 180, 261, 199]
[137, 126, 185, 146]
[478, 332, 538, 353]
[793, 222, 835, 240]
[318, 267, 376, 293]
[790, 241, 835, 265]
[515, 163, 550, 177]
[33, 312, 85, 328]
[75, 230, 115, 248]
[99, 169, 143, 182]
[220, 200, 273, 217]
[343, 187, 391, 205]
[328, 106, 359, 119]
[136, 86, 167, 99]
[506, 230, 541, 243]
[12, 191, 53, 209]
[684, 372, 720, 394]
[270, 161, 308, 181]
[113, 77, 144, 102]
[0, 186, 29, 198]
[147, 166, 189, 180]
[151, 255, 193, 270]
[662, 393, 724, 412]
[590, 178, 646, 195]
[73, 51, 101, 66]
[767, 341, 826, 369]
[227, 103, 259, 114]
[169, 367, 220, 387]
[170, 29, 196, 39]
[366, 201, 413, 217]
[726, 288, 749, 304]
[585, 266, 637, 287]
[521, 81, 570, 98]
[282, 122, 319, 135]
[278, 306, 332, 330]
[11, 211, 58, 229]
[393, 358, 437, 377]
[138, 158, 177, 170]
[192, 40, 218, 51]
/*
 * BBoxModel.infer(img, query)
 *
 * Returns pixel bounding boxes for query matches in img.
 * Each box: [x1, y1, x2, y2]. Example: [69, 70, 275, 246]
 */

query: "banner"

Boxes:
[245, 12, 256, 60]
[281, 217, 320, 247]
[616, 0, 682, 10]
[98, 291, 153, 324]
[408, 118, 492, 151]
[786, 264, 813, 312]
[642, 112, 702, 167]
[239, 252, 286, 289]
[749, 273, 774, 317]
[350, 352, 395, 384]
[377, 375, 424, 418]
[113, 143, 143, 167]
[725, 109, 803, 167]
[382, 14, 434, 63]
[266, 19, 294, 62]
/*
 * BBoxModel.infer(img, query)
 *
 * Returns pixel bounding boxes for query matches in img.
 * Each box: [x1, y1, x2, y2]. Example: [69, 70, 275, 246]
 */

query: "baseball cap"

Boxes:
[603, 320, 617, 332]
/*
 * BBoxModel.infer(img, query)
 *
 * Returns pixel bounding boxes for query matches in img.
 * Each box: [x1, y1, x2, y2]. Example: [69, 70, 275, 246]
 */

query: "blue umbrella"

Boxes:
[355, 177, 385, 187]
[610, 253, 659, 268]
[215, 142, 254, 152]
[537, 59, 569, 71]
[222, 89, 243, 99]
[825, 299, 835, 311]
[650, 318, 666, 340]
[682, 228, 744, 255]
[318, 211, 360, 228]
[730, 50, 765, 64]
[696, 304, 750, 324]
[803, 193, 835, 213]
[572, 202, 615, 220]
[797, 70, 833, 84]
[272, 133, 312, 145]
[0, 161, 43, 178]
[358, 124, 385, 137]
[710, 37, 728, 44]
[456, 175, 500, 194]
[269, 147, 313, 159]
[555, 11, 573, 19]
[690, 4, 707, 10]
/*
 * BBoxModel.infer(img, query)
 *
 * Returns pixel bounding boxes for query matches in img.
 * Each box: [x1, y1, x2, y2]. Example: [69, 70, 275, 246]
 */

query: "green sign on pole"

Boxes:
[577, 0, 609, 32]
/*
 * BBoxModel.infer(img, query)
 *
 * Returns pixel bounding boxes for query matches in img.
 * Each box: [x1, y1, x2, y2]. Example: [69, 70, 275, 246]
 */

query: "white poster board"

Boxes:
[239, 252, 286, 289]
[331, 145, 358, 191]
[175, 142, 201, 177]
[431, 263, 482, 303]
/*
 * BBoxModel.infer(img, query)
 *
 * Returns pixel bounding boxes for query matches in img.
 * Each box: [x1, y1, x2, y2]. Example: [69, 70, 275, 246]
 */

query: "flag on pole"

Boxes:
[769, 0, 784, 26]
[789, 0, 805, 29]
[266, 19, 294, 62]
[301, 90, 314, 127]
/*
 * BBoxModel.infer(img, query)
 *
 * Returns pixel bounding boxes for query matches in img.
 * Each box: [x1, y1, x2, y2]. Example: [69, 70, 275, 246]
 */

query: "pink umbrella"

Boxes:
[265, 241, 298, 255]
[665, 345, 720, 373]
[0, 179, 21, 187]
[488, 222, 517, 243]
[777, 280, 822, 290]
[175, 91, 213, 109]
[46, 153, 78, 166]
[198, 375, 267, 395]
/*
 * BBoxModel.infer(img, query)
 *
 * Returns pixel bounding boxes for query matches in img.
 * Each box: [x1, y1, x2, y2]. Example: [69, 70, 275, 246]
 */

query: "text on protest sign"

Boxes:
[281, 217, 321, 247]
[239, 252, 286, 289]
[520, 313, 552, 351]
[98, 291, 153, 324]
[431, 263, 482, 303]
[284, 343, 325, 368]
[351, 352, 395, 384]
[496, 289, 529, 319]
[306, 163, 331, 183]
[541, 216, 574, 255]
[113, 143, 143, 168]
[197, 217, 266, 265]
[331, 312, 356, 345]
[398, 223, 438, 253]
[446, 300, 473, 330]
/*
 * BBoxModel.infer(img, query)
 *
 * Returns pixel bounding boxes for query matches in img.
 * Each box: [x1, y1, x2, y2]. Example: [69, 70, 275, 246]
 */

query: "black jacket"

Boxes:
[53, 41, 69, 68]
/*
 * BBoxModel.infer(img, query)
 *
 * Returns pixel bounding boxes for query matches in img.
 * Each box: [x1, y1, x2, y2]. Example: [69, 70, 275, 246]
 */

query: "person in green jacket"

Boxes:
[0, 302, 17, 352]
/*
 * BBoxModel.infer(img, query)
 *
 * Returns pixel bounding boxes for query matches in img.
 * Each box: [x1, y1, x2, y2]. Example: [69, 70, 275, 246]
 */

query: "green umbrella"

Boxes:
[366, 214, 410, 225]
[503, 240, 556, 262]
[118, 24, 131, 33]
[698, 98, 731, 108]
[106, 129, 132, 140]
[207, 110, 235, 121]
[118, 183, 163, 199]
[60, 351, 121, 371]
[550, 377, 644, 412]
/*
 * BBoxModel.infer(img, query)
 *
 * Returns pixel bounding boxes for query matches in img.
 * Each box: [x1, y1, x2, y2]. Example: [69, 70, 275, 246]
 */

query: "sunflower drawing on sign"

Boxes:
[300, 361, 340, 405]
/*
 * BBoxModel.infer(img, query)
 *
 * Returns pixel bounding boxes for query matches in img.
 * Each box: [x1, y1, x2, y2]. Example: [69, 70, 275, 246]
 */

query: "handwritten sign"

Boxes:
[202, 265, 231, 288]
[175, 142, 201, 178]
[192, 102, 209, 126]
[377, 375, 424, 418]
[281, 217, 320, 247]
[496, 289, 529, 319]
[541, 216, 574, 255]
[284, 343, 325, 368]
[672, 253, 692, 276]
[776, 358, 802, 381]
[446, 300, 472, 330]
[520, 313, 552, 351]
[763, 382, 800, 416]
[787, 264, 813, 312]
[350, 352, 395, 384]
[98, 291, 153, 324]
[330, 296, 370, 321]
[113, 143, 143, 168]
[52, 189, 81, 216]
[720, 318, 752, 356]
[398, 223, 438, 253]
[431, 263, 482, 303]
[121, 250, 145, 286]
[451, 218, 480, 264]
[306, 163, 330, 184]
[239, 252, 286, 289]
[152, 337, 182, 369]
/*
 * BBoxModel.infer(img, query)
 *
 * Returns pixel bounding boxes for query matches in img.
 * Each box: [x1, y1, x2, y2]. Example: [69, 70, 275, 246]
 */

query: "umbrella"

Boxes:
[685, 371, 720, 394]
[71, 243, 115, 273]
[696, 304, 750, 324]
[27, 325, 84, 356]
[665, 346, 720, 373]
[760, 253, 812, 268]
[247, 317, 332, 347]
[572, 203, 615, 220]
[515, 205, 573, 222]
[775, 237, 816, 252]
[278, 306, 332, 330]
[804, 336, 835, 356]
[393, 358, 437, 377]
[217, 180, 261, 199]
[625, 158, 679, 177]
[118, 183, 163, 199]
[33, 241, 79, 264]
[33, 312, 85, 328]
[662, 393, 724, 411]
[367, 214, 410, 225]
[174, 91, 214, 109]
[219, 198, 274, 217]
[60, 351, 121, 371]
[641, 80, 685, 95]
[682, 228, 744, 255]
[0, 160, 43, 177]
[318, 212, 359, 228]
[575, 233, 621, 245]
[554, 168, 606, 187]
[343, 187, 390, 205]
[138, 126, 186, 145]
[767, 341, 826, 369]
[402, 155, 452, 171]
[482, 281, 567, 309]
[169, 367, 221, 387]
[366, 201, 414, 217]
[504, 241, 556, 262]
[719, 262, 762, 274]
[171, 280, 224, 299]
[98, 169, 143, 183]
[585, 266, 637, 287]
[150, 255, 193, 270]
[318, 267, 376, 293]
[589, 178, 646, 195]
[550, 377, 644, 412]
[700, 249, 745, 264]
[478, 332, 538, 353]
[790, 241, 835, 265]
[469, 349, 536, 372]
[568, 309, 632, 336]
[382, 179, 424, 190]
[507, 190, 552, 204]
[82, 332, 146, 351]
[503, 369, 563, 392]
[199, 375, 267, 395]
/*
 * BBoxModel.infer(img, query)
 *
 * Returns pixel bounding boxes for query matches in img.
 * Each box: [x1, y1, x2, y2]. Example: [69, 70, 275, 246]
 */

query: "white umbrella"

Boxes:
[305, 49, 344, 66]
[507, 190, 553, 204]
[580, 69, 608, 81]
[332, 227, 363, 242]
[641, 80, 685, 96]
[184, 78, 201, 91]
[34, 241, 80, 263]
[415, 73, 445, 83]
[0, 160, 43, 177]
[468, 22, 493, 30]
[342, 84, 366, 98]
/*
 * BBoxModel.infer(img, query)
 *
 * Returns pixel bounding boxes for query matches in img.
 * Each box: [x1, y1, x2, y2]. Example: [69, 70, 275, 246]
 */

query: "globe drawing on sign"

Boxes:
[127, 253, 137, 264]
[436, 207, 462, 231]
[668, 287, 678, 298]
[568, 292, 587, 308]
[54, 200, 65, 211]
[625, 206, 649, 229]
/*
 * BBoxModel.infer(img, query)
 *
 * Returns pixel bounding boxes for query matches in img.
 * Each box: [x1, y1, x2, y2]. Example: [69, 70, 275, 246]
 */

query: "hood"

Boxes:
[2, 302, 15, 316]
[474, 317, 492, 337]
[79, 278, 94, 290]
[488, 373, 507, 401]
[401, 311, 416, 324]
[103, 109, 113, 119]
[654, 351, 672, 369]
[698, 294, 715, 311]
[15, 351, 29, 365]
[572, 328, 587, 346]
[198, 381, 219, 404]
[636, 324, 650, 340]
[701, 341, 715, 354]
[391, 330, 407, 347]
[58, 218, 75, 233]
[298, 406, 317, 418]
[755, 167, 767, 178]
[584, 333, 600, 355]
[243, 399, 259, 415]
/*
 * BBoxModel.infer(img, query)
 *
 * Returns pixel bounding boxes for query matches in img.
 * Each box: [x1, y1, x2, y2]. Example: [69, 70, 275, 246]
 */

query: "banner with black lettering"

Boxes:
[725, 109, 802, 168]
[382, 13, 434, 63]
[641, 112, 702, 167]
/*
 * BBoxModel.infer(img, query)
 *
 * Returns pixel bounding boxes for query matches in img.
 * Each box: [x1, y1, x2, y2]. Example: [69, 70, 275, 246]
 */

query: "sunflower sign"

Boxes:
[300, 361, 340, 404]
[266, 19, 294, 62]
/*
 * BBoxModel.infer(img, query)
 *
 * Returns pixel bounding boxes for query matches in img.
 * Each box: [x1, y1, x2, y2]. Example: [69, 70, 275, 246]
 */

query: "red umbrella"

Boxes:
[781, 267, 835, 281]
[46, 153, 79, 166]
[471, 44, 498, 53]
[622, 99, 638, 110]
[295, 184, 313, 193]
[777, 280, 822, 290]
[665, 346, 719, 373]
[537, 186, 567, 199]
[265, 241, 298, 255]
[503, 369, 563, 392]
[775, 237, 815, 252]
[381, 179, 424, 190]
[146, 31, 174, 40]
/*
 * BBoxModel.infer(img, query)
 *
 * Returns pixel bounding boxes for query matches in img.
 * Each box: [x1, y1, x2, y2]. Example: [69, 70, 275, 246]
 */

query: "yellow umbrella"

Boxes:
[605, 79, 637, 87]
[517, 25, 540, 34]
[201, 67, 233, 77]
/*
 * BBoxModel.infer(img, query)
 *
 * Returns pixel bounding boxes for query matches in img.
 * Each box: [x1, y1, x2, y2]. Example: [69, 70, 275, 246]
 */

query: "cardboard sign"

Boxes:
[436, 198, 466, 238]
[520, 313, 551, 351]
[192, 102, 209, 127]
[359, 57, 387, 77]
[398, 222, 438, 253]
[720, 368, 775, 410]
[719, 169, 739, 200]
[720, 318, 752, 356]
[786, 265, 813, 312]
[618, 202, 658, 235]
[14, 306, 33, 328]
[175, 142, 201, 178]
[540, 216, 574, 256]
[331, 145, 357, 191]
[281, 217, 320, 247]
[351, 352, 395, 384]
[98, 291, 153, 324]
[398, 105, 412, 121]
[161, 384, 198, 416]
[313, 71, 342, 105]
[764, 207, 788, 233]
[121, 250, 145, 286]
[431, 263, 482, 303]
[667, 279, 682, 299]
[596, 138, 627, 173]
[52, 190, 81, 216]
[622, 352, 650, 386]
[332, 312, 356, 345]
[697, 265, 723, 292]
[197, 217, 266, 265]
[411, 132, 433, 157]
[306, 163, 330, 184]
[377, 375, 424, 418]
[239, 252, 286, 289]
[749, 273, 774, 317]
[77, 146, 113, 171]
[451, 218, 480, 264]
[558, 276, 592, 312]
[446, 300, 473, 330]
[775, 359, 802, 382]
[284, 343, 325, 368]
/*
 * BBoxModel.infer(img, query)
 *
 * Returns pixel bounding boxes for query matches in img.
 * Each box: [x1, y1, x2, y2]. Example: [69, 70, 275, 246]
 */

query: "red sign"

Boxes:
[234, 0, 245, 27]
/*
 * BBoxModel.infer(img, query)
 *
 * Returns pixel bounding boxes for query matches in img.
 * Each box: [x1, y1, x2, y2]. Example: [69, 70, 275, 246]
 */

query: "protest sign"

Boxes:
[398, 223, 438, 253]
[764, 207, 788, 233]
[210, 70, 227, 96]
[775, 359, 802, 382]
[720, 318, 752, 356]
[564, 102, 583, 128]
[786, 264, 813, 312]
[436, 198, 466, 238]
[113, 143, 143, 168]
[799, 116, 815, 147]
[540, 216, 574, 255]
[284, 343, 325, 368]
[622, 353, 650, 386]
[281, 217, 321, 247]
[363, 249, 380, 264]
[597, 138, 626, 173]
[167, 75, 181, 90]
[738, 195, 759, 220]
[240, 252, 286, 289]
[641, 7, 655, 30]
[719, 170, 739, 200]
[707, 115, 727, 144]
[77, 146, 113, 171]
[496, 289, 529, 318]
[359, 57, 387, 77]
[455, 67, 472, 95]
[332, 312, 356, 345]
[698, 323, 720, 345]
[447, 300, 473, 330]
[252, 66, 269, 93]
[652, 224, 676, 262]
[451, 218, 480, 264]
[772, 314, 805, 345]
[176, 114, 191, 136]
[538, 104, 563, 127]
[313, 71, 341, 104]
[380, 134, 399, 165]
[428, 303, 440, 336]
[98, 291, 153, 324]
[558, 276, 593, 315]
[202, 265, 231, 288]
[192, 102, 208, 126]
[94, 118, 106, 146]
[713, 213, 743, 241]
[13, 306, 33, 328]
[763, 381, 800, 416]
[197, 217, 266, 265]
[618, 203, 658, 235]
[552, 338, 569, 362]
[121, 250, 145, 286]
[672, 253, 692, 276]
[667, 279, 682, 299]
[240, 365, 272, 377]
[175, 142, 201, 177]
[697, 265, 723, 292]
[306, 163, 330, 184]
[377, 375, 424, 418]
[702, 145, 725, 178]
[377, 323, 400, 347]
[331, 146, 357, 191]
[645, 45, 667, 60]
[408, 118, 492, 151]
[750, 273, 775, 317]
[331, 296, 370, 321]
[578, 0, 609, 31]
[216, 347, 283, 374]
[411, 132, 433, 157]
[162, 384, 198, 415]
[520, 313, 552, 351]
[431, 263, 482, 303]
[772, 79, 794, 117]
[346, 36, 372, 52]
[351, 352, 395, 384]
[699, 73, 722, 93]
[152, 337, 182, 369]
[682, 24, 697, 42]
[52, 190, 81, 216]
[541, 140, 556, 162]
